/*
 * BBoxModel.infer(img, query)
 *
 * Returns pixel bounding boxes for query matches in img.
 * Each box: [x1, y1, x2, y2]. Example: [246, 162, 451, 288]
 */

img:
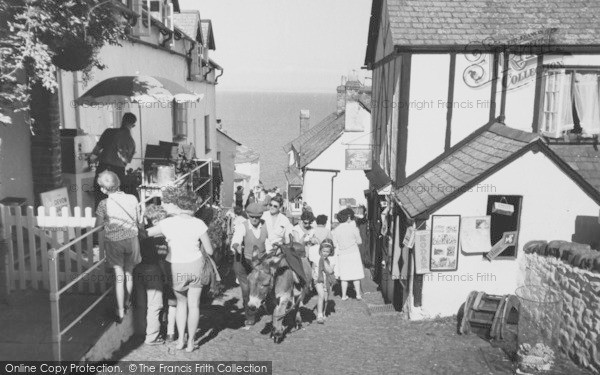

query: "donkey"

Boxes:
[247, 241, 312, 343]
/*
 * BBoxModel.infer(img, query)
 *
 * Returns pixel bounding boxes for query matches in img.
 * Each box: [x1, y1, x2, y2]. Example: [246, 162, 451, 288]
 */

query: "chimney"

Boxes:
[300, 110, 310, 134]
[337, 76, 347, 115]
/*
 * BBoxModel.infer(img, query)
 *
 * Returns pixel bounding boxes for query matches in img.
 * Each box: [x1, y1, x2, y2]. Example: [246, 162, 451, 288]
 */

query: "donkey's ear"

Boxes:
[289, 234, 294, 243]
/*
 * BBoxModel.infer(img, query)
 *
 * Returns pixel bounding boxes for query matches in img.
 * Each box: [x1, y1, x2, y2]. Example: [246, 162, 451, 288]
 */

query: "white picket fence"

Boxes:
[0, 204, 110, 294]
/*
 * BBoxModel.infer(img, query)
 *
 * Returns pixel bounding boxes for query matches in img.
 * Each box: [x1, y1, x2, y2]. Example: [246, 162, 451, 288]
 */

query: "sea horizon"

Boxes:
[216, 91, 338, 190]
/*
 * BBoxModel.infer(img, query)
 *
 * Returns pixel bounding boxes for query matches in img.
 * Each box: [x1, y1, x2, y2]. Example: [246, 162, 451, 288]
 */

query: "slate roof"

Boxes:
[283, 112, 346, 169]
[298, 114, 346, 168]
[385, 0, 600, 47]
[395, 123, 600, 218]
[173, 11, 201, 42]
[217, 128, 241, 145]
[285, 165, 304, 186]
[283, 112, 343, 153]
[201, 20, 216, 50]
[549, 144, 600, 193]
[395, 123, 537, 218]
[366, 0, 600, 64]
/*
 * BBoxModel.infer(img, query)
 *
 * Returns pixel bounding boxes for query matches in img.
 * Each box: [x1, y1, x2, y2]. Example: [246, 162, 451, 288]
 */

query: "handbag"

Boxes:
[109, 197, 147, 240]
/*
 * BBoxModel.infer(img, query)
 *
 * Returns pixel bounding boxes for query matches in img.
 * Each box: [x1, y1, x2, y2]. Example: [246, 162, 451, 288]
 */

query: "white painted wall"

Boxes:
[406, 54, 450, 176]
[303, 102, 371, 223]
[451, 54, 493, 145]
[235, 161, 260, 194]
[419, 150, 600, 318]
[59, 38, 218, 171]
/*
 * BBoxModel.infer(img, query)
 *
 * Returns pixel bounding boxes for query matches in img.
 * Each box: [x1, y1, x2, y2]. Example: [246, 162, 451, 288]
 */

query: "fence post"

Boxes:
[209, 160, 213, 205]
[48, 248, 61, 362]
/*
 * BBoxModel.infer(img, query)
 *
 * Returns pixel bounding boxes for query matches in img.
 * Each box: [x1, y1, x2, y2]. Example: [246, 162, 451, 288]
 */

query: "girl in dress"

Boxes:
[309, 239, 336, 323]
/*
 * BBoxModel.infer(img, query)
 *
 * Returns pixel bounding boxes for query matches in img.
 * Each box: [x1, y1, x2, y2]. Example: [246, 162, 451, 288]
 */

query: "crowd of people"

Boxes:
[228, 200, 365, 325]
[95, 170, 219, 351]
[95, 167, 365, 351]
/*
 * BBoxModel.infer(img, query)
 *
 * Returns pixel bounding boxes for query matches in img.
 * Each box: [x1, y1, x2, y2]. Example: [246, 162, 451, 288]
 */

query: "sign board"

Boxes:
[40, 187, 70, 211]
[486, 231, 518, 261]
[39, 187, 75, 241]
[460, 216, 491, 255]
[414, 230, 431, 274]
[345, 149, 372, 170]
[430, 215, 461, 272]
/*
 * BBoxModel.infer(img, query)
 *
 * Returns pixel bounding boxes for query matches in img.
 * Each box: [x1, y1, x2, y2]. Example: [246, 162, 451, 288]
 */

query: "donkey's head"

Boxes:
[247, 246, 283, 312]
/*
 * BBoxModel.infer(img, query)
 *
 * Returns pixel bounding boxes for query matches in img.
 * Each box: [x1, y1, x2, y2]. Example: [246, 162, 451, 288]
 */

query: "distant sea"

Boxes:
[216, 91, 337, 189]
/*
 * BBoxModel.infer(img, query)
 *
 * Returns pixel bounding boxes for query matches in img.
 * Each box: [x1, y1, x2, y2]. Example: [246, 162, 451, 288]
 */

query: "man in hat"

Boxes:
[230, 202, 268, 326]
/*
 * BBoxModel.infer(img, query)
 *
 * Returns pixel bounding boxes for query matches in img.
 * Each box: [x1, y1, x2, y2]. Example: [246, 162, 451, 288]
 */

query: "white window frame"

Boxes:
[173, 102, 188, 141]
[540, 70, 571, 138]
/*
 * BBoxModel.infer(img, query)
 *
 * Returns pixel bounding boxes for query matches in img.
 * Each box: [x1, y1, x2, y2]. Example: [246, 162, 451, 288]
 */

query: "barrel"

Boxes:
[459, 291, 520, 341]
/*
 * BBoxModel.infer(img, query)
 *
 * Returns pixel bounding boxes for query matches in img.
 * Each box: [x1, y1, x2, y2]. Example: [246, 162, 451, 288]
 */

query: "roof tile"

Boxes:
[384, 0, 600, 46]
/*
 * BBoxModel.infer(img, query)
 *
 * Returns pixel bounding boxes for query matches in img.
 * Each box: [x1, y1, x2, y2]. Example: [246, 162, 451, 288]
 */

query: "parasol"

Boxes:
[75, 75, 204, 154]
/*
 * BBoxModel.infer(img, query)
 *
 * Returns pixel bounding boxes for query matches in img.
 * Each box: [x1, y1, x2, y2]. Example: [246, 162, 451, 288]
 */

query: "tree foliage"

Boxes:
[0, 0, 130, 126]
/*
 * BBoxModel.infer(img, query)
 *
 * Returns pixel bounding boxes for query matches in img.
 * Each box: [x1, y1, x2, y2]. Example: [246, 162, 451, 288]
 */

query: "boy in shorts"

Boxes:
[95, 170, 141, 323]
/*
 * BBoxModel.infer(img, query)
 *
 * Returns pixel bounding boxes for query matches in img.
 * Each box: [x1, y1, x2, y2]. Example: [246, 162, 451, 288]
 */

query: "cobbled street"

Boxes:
[112, 275, 519, 375]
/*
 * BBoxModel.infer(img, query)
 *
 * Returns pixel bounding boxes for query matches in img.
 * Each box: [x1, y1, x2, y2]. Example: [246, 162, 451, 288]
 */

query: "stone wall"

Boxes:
[522, 240, 600, 373]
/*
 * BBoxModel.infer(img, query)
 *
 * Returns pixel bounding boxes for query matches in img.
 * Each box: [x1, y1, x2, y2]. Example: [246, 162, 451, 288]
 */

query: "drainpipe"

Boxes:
[57, 69, 65, 129]
[304, 167, 340, 224]
[186, 41, 196, 81]
[72, 72, 81, 129]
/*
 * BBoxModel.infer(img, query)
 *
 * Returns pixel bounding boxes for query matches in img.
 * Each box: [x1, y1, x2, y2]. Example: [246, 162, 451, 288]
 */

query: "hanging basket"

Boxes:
[50, 37, 96, 72]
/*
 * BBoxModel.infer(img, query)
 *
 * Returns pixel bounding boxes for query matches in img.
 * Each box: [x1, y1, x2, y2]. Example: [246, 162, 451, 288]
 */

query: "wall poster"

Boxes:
[414, 230, 431, 274]
[460, 216, 491, 255]
[430, 215, 461, 272]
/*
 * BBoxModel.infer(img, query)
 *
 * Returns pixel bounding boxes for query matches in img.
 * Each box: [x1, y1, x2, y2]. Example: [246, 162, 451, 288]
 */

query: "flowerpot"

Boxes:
[50, 38, 96, 71]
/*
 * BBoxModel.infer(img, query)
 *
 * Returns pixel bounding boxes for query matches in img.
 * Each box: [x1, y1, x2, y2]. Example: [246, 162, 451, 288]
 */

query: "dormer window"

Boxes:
[539, 68, 600, 139]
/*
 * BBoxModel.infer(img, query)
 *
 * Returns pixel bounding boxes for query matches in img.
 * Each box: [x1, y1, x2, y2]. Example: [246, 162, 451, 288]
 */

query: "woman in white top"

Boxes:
[148, 187, 213, 352]
[332, 208, 365, 300]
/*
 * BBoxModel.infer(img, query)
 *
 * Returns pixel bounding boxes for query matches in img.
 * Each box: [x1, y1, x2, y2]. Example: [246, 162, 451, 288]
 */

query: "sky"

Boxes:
[178, 0, 373, 93]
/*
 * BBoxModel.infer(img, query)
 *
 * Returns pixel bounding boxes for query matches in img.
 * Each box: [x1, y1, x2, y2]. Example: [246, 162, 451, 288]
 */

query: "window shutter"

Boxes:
[130, 0, 150, 37]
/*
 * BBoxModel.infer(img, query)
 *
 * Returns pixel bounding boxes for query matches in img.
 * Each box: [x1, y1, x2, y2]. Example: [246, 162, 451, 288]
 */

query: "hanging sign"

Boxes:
[345, 149, 372, 170]
[486, 231, 518, 261]
[403, 224, 416, 248]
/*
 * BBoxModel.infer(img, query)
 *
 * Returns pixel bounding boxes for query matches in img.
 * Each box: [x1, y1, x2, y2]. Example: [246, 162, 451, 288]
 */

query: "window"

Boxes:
[204, 115, 211, 153]
[486, 195, 522, 259]
[128, 0, 150, 37]
[173, 102, 188, 141]
[216, 151, 221, 161]
[540, 69, 600, 138]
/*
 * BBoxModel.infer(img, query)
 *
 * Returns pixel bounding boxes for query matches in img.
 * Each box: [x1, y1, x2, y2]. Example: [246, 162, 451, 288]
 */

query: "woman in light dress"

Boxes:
[332, 208, 364, 300]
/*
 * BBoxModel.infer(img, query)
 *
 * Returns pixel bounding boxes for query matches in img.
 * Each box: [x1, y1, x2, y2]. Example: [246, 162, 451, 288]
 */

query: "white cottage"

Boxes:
[0, 0, 223, 207]
[365, 0, 600, 317]
[285, 80, 372, 224]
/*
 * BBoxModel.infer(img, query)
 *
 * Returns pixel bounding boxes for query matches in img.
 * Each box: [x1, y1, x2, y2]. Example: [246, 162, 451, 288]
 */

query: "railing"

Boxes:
[47, 159, 213, 361]
[138, 158, 214, 208]
[48, 225, 110, 362]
